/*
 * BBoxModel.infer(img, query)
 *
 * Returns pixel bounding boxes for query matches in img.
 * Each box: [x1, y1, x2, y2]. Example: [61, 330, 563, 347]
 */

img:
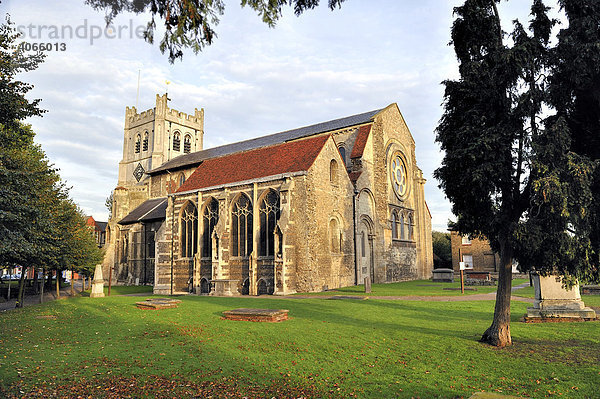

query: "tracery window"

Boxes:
[184, 134, 191, 153]
[391, 210, 399, 240]
[259, 190, 280, 257]
[142, 132, 149, 151]
[135, 134, 141, 153]
[399, 212, 405, 240]
[180, 202, 198, 258]
[231, 194, 253, 257]
[173, 132, 181, 152]
[202, 198, 219, 258]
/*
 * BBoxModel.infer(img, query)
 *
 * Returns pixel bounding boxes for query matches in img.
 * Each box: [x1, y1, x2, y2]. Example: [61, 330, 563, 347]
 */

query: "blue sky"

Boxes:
[4, 0, 550, 231]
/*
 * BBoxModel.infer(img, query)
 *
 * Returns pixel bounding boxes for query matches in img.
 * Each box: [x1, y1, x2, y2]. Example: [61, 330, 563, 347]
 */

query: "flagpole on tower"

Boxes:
[135, 69, 141, 109]
[165, 80, 171, 101]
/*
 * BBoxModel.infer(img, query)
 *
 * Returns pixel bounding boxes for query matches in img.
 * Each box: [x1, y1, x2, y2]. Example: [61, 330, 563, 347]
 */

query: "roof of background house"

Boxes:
[148, 108, 382, 175]
[176, 135, 330, 193]
[96, 221, 108, 232]
[118, 197, 168, 225]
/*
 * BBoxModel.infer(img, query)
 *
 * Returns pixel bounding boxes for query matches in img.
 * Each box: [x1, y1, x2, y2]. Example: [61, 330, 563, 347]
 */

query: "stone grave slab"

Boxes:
[136, 298, 182, 310]
[222, 308, 288, 322]
[582, 285, 600, 295]
[327, 295, 369, 300]
[526, 274, 596, 321]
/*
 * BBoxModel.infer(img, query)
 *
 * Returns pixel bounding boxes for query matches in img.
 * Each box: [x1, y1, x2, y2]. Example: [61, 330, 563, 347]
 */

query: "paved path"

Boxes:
[277, 282, 535, 302]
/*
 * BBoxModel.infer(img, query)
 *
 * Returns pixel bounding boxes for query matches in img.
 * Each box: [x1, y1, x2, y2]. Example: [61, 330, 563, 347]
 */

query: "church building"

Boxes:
[104, 94, 433, 295]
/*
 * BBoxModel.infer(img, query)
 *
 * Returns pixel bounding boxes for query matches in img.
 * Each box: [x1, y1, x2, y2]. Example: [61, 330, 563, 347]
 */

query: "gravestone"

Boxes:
[432, 268, 454, 283]
[526, 274, 596, 320]
[90, 264, 105, 298]
[364, 276, 372, 293]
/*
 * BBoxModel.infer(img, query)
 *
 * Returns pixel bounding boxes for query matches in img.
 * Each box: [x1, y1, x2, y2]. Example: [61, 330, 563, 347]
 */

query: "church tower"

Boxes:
[117, 94, 204, 187]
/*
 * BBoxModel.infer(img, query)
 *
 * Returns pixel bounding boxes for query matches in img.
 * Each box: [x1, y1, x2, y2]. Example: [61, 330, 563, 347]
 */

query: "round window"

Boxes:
[390, 153, 408, 198]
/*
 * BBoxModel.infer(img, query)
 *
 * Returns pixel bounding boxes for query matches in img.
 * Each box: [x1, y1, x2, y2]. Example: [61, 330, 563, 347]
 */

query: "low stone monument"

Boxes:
[432, 268, 454, 283]
[526, 274, 596, 320]
[90, 264, 105, 298]
[222, 308, 288, 322]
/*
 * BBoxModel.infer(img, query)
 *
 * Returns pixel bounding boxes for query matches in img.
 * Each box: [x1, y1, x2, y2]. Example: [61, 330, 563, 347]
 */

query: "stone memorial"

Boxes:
[90, 264, 105, 298]
[432, 268, 454, 283]
[526, 274, 596, 320]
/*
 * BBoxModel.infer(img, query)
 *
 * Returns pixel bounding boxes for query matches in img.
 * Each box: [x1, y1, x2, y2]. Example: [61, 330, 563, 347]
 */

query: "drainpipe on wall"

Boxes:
[170, 194, 174, 296]
[353, 188, 359, 286]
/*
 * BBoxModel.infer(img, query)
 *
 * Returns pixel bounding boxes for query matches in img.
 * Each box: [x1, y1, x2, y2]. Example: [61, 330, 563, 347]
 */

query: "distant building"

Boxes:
[86, 216, 107, 248]
[450, 231, 500, 272]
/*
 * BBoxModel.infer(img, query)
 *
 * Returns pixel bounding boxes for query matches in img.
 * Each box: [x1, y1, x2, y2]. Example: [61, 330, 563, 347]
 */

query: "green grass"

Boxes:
[300, 279, 530, 297]
[1, 294, 598, 398]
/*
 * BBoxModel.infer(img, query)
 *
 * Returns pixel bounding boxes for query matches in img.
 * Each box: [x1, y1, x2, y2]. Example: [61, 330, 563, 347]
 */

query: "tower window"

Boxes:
[135, 134, 141, 153]
[338, 146, 346, 166]
[184, 134, 191, 153]
[173, 132, 181, 152]
[142, 132, 149, 151]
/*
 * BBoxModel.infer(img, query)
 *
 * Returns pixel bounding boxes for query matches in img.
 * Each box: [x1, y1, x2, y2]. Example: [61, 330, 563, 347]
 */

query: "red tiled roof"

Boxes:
[176, 135, 330, 192]
[348, 171, 362, 183]
[350, 124, 372, 159]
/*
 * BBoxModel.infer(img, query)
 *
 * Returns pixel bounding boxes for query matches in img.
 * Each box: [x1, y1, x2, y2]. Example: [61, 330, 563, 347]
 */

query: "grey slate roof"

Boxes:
[118, 197, 168, 225]
[148, 108, 383, 175]
[96, 221, 107, 232]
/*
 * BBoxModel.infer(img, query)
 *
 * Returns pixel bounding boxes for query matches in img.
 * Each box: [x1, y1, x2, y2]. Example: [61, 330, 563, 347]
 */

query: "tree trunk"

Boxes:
[481, 242, 513, 347]
[40, 269, 45, 304]
[33, 267, 38, 294]
[7, 268, 12, 300]
[16, 267, 27, 308]
[56, 270, 60, 299]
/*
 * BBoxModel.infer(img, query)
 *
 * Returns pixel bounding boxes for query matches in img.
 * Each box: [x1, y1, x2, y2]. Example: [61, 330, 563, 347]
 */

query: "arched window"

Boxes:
[173, 132, 181, 152]
[330, 159, 338, 184]
[329, 218, 341, 253]
[338, 146, 346, 166]
[391, 210, 398, 240]
[202, 198, 219, 258]
[361, 231, 366, 257]
[184, 134, 192, 153]
[259, 190, 280, 257]
[178, 173, 186, 188]
[408, 213, 414, 241]
[399, 212, 405, 240]
[142, 132, 149, 151]
[135, 134, 141, 153]
[180, 202, 198, 258]
[231, 194, 253, 257]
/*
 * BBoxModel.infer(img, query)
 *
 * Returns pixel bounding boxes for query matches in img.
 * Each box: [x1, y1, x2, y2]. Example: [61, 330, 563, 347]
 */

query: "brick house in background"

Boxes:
[86, 216, 107, 248]
[450, 231, 500, 273]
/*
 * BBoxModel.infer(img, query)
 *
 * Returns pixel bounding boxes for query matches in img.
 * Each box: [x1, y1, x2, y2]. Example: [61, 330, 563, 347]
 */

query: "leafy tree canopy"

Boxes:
[84, 0, 345, 62]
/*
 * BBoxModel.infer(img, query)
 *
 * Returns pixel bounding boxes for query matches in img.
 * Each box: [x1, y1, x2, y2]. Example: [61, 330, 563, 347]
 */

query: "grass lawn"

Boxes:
[299, 279, 530, 297]
[1, 295, 598, 398]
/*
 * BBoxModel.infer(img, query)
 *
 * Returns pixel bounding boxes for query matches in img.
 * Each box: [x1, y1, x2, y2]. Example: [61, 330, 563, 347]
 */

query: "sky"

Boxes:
[3, 0, 553, 231]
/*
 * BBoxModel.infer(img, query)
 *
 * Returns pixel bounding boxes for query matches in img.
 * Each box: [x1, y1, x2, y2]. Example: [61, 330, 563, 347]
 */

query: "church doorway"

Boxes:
[357, 219, 374, 284]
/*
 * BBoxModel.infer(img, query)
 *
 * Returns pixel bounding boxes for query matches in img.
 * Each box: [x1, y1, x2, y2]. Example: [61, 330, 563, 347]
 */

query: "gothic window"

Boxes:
[329, 218, 341, 253]
[338, 146, 346, 166]
[143, 131, 149, 151]
[231, 194, 253, 257]
[121, 233, 128, 262]
[135, 134, 141, 153]
[178, 173, 186, 188]
[408, 213, 414, 241]
[259, 190, 280, 257]
[202, 198, 219, 258]
[399, 212, 405, 240]
[173, 132, 181, 152]
[184, 134, 192, 153]
[180, 202, 198, 258]
[330, 159, 338, 184]
[361, 231, 366, 257]
[391, 210, 398, 240]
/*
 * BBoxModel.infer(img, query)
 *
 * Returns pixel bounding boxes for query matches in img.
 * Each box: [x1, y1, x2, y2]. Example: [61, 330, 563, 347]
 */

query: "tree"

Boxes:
[432, 231, 452, 268]
[85, 0, 344, 62]
[435, 0, 555, 347]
